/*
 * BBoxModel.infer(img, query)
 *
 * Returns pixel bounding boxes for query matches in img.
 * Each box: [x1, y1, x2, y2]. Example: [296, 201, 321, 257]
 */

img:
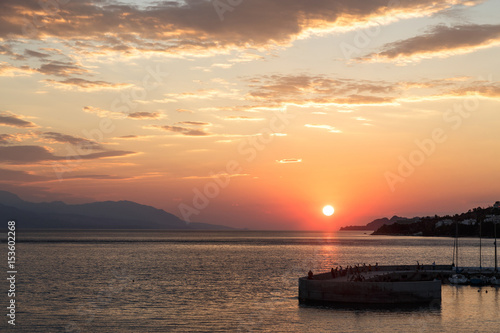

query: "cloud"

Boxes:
[0, 134, 14, 145]
[447, 81, 500, 99]
[223, 116, 265, 121]
[0, 168, 48, 182]
[0, 62, 34, 76]
[164, 89, 235, 101]
[0, 145, 135, 164]
[305, 124, 342, 133]
[116, 135, 139, 139]
[176, 121, 211, 126]
[127, 111, 162, 119]
[176, 108, 194, 113]
[0, 112, 37, 128]
[83, 106, 125, 119]
[41, 132, 103, 150]
[276, 158, 302, 164]
[37, 61, 90, 77]
[182, 173, 249, 180]
[361, 24, 500, 62]
[24, 49, 50, 59]
[114, 135, 156, 141]
[151, 125, 211, 136]
[0, 0, 478, 56]
[0, 44, 23, 60]
[246, 74, 398, 108]
[43, 78, 132, 91]
[61, 174, 128, 180]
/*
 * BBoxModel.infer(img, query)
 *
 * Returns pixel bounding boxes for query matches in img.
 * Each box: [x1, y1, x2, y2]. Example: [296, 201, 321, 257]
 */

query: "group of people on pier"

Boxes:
[330, 263, 378, 279]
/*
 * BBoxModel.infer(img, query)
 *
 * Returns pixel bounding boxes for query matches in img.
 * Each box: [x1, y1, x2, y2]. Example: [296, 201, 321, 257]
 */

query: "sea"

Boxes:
[1, 230, 499, 332]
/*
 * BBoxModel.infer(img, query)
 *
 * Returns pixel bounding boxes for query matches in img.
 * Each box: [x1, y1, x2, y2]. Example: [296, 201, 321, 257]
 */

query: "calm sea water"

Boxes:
[1, 230, 499, 332]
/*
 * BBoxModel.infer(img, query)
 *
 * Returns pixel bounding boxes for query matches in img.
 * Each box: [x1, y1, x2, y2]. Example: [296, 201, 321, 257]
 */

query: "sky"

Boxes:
[1, 0, 500, 230]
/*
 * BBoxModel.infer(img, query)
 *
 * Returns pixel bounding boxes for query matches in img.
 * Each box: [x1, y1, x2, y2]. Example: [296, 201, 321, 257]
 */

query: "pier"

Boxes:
[299, 264, 499, 305]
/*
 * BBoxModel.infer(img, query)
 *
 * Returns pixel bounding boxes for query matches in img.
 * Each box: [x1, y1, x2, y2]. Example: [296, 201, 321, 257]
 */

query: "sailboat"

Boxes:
[492, 220, 499, 286]
[449, 220, 468, 284]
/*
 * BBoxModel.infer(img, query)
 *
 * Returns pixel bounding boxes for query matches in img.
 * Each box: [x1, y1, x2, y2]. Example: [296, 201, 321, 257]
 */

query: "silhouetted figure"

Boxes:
[308, 270, 314, 280]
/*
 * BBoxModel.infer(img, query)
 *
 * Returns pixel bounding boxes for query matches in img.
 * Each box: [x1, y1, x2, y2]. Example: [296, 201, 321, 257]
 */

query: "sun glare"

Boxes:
[322, 205, 334, 216]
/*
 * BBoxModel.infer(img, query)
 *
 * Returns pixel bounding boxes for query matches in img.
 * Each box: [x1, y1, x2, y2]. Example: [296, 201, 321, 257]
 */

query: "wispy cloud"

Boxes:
[37, 61, 90, 77]
[0, 62, 34, 77]
[43, 78, 132, 91]
[127, 111, 162, 119]
[0, 112, 37, 128]
[176, 108, 195, 113]
[360, 24, 500, 63]
[0, 145, 135, 164]
[276, 158, 302, 164]
[83, 106, 125, 119]
[223, 116, 265, 121]
[41, 132, 103, 150]
[305, 124, 342, 133]
[150, 125, 211, 137]
[0, 134, 14, 145]
[175, 121, 211, 126]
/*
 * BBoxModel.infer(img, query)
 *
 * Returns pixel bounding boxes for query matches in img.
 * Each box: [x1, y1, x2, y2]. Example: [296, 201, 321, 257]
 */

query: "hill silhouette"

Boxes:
[0, 190, 232, 230]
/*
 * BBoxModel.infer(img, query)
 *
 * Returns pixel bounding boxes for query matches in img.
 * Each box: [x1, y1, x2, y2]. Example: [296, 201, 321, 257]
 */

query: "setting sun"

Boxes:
[322, 205, 335, 216]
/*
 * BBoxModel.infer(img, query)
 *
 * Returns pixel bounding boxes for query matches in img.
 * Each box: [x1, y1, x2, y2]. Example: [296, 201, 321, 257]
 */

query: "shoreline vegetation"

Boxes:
[341, 202, 500, 238]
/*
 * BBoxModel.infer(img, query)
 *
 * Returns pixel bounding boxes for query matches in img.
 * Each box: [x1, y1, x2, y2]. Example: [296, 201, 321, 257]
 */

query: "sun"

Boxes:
[322, 205, 334, 216]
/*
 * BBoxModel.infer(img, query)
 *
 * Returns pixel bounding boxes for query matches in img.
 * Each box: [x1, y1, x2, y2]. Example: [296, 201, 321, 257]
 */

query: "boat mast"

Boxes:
[479, 218, 482, 271]
[495, 221, 498, 273]
[456, 220, 459, 270]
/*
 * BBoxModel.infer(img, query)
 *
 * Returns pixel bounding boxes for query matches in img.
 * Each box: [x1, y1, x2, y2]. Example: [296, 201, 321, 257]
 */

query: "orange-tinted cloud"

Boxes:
[0, 62, 34, 76]
[37, 61, 90, 77]
[0, 112, 37, 128]
[41, 132, 103, 150]
[43, 78, 131, 91]
[247, 74, 397, 107]
[277, 158, 302, 164]
[0, 0, 481, 55]
[361, 24, 500, 62]
[151, 125, 211, 137]
[448, 81, 500, 98]
[127, 112, 162, 119]
[304, 124, 342, 133]
[0, 134, 14, 144]
[0, 145, 135, 164]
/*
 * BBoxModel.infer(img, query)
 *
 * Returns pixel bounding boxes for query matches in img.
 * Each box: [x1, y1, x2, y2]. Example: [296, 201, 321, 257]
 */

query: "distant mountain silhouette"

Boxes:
[372, 204, 500, 237]
[0, 190, 233, 230]
[339, 215, 420, 231]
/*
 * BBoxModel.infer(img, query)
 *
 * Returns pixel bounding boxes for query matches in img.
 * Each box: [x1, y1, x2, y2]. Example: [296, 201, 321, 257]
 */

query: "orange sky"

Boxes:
[1, 0, 500, 229]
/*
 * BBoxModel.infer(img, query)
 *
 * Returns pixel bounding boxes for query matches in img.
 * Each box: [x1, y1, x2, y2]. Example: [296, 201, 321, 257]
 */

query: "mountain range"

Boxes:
[0, 190, 233, 230]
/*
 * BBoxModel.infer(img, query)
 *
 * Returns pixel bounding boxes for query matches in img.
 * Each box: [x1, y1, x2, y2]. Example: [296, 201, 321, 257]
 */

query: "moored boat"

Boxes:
[449, 274, 468, 285]
[469, 275, 488, 286]
[490, 276, 500, 286]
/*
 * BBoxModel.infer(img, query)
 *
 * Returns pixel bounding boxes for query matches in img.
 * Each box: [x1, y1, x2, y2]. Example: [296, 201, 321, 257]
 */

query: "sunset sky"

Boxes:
[1, 0, 500, 230]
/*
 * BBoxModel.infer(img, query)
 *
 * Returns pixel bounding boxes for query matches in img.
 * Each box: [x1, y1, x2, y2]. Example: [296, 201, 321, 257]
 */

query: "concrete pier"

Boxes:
[298, 265, 452, 304]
